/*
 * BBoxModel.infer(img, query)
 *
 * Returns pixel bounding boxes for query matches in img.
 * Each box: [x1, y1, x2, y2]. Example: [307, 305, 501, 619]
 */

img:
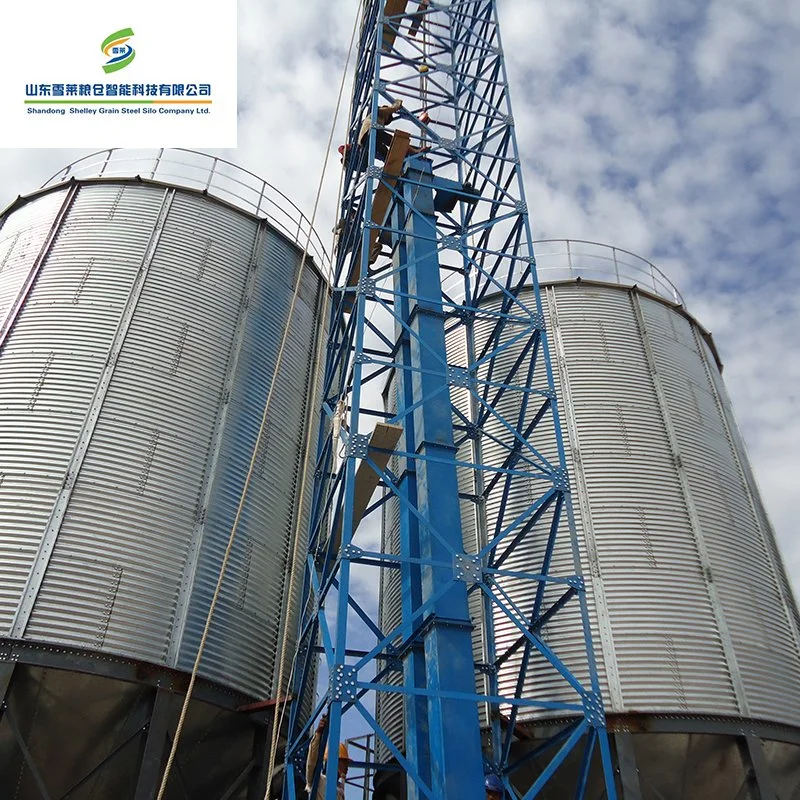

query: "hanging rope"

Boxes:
[421, 0, 430, 142]
[264, 4, 437, 795]
[154, 8, 361, 799]
[262, 9, 363, 794]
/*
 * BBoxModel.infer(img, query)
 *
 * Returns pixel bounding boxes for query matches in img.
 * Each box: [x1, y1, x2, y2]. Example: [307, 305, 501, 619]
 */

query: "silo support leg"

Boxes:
[134, 688, 174, 800]
[0, 663, 15, 715]
[246, 723, 269, 800]
[738, 736, 777, 800]
[219, 758, 258, 800]
[5, 702, 51, 799]
[614, 733, 642, 800]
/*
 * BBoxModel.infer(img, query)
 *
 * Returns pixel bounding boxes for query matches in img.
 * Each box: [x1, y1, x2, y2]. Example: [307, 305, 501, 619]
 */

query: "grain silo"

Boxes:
[0, 149, 327, 799]
[377, 240, 800, 799]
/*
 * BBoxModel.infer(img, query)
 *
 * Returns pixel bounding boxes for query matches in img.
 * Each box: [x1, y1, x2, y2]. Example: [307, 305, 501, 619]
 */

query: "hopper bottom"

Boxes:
[0, 640, 298, 800]
[372, 715, 800, 799]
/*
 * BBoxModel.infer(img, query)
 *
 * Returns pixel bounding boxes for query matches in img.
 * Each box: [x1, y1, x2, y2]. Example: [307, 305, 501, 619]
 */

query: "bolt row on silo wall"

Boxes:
[0, 182, 325, 698]
[376, 279, 800, 755]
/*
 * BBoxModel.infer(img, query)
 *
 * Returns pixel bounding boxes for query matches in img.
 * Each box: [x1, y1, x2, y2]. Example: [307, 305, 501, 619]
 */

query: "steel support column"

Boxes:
[283, 2, 616, 798]
[247, 721, 270, 800]
[738, 736, 777, 800]
[5, 702, 52, 800]
[393, 196, 432, 796]
[0, 662, 15, 718]
[615, 733, 642, 800]
[134, 689, 175, 800]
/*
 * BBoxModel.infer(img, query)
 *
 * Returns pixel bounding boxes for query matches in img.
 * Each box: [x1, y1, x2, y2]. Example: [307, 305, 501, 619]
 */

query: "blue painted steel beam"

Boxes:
[393, 156, 485, 798]
[392, 194, 432, 796]
[282, 2, 618, 798]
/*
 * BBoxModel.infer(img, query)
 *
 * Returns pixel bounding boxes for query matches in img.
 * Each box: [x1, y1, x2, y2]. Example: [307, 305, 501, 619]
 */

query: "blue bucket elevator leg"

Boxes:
[283, 1, 619, 798]
[392, 156, 486, 798]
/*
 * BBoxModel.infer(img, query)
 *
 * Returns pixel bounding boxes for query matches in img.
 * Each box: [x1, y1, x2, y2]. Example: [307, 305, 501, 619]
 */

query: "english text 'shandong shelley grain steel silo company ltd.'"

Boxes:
[377, 240, 800, 800]
[0, 149, 328, 799]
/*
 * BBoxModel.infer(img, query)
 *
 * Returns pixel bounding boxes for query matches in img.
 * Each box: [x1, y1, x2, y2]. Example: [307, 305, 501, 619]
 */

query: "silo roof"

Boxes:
[2, 148, 331, 281]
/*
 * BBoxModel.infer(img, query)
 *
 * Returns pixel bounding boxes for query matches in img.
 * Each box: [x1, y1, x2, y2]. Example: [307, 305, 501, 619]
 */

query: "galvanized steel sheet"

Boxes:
[0, 180, 325, 699]
[377, 278, 800, 753]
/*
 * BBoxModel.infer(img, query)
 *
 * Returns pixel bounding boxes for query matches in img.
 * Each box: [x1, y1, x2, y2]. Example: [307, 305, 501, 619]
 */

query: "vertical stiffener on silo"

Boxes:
[377, 240, 800, 799]
[0, 149, 328, 799]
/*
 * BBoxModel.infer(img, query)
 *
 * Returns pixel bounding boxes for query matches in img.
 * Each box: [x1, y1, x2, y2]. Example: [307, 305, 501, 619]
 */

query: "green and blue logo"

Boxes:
[101, 28, 135, 74]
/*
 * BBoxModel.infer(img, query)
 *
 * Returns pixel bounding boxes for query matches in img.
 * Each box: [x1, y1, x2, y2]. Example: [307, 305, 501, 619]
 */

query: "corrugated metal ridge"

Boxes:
[1, 178, 329, 288]
[173, 227, 325, 696]
[0, 184, 79, 353]
[0, 637, 253, 708]
[685, 321, 800, 721]
[528, 712, 800, 740]
[269, 275, 328, 701]
[544, 283, 620, 708]
[482, 278, 724, 374]
[166, 218, 266, 663]
[691, 320, 800, 664]
[378, 278, 798, 739]
[628, 289, 747, 716]
[9, 187, 175, 639]
[0, 184, 326, 699]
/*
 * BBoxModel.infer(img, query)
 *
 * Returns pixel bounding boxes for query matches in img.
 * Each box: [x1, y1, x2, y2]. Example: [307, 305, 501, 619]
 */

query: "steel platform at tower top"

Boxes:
[283, 2, 617, 798]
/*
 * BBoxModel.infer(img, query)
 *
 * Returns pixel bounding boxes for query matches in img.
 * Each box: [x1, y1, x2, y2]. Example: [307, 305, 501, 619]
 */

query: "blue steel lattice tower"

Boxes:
[284, 2, 618, 798]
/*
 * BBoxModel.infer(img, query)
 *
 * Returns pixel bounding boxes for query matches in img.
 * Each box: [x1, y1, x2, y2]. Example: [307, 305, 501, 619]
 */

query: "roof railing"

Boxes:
[532, 239, 684, 306]
[42, 148, 331, 277]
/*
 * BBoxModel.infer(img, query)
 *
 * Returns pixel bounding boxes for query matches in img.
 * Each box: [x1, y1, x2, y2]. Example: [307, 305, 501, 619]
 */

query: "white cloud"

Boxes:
[0, 0, 797, 608]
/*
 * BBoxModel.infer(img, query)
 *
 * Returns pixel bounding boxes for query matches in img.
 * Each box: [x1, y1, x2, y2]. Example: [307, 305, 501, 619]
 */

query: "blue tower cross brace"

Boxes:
[283, 2, 619, 798]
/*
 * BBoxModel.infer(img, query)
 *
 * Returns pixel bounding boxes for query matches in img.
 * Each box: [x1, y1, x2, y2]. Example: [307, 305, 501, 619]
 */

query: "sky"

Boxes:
[0, 0, 797, 605]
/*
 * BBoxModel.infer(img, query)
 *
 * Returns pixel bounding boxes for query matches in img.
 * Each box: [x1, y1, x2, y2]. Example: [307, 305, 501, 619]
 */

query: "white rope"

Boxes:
[262, 6, 363, 796]
[154, 8, 360, 797]
[264, 3, 442, 794]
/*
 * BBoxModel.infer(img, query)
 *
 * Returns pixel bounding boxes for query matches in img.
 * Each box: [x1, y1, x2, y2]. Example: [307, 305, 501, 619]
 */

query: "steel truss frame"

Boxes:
[285, 2, 617, 798]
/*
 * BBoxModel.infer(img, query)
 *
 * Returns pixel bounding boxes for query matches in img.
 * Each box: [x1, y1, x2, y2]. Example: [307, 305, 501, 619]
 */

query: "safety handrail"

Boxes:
[532, 239, 684, 306]
[42, 148, 331, 277]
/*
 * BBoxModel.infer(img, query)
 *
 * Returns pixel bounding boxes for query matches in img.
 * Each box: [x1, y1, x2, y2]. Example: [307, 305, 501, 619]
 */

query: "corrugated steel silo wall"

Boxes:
[376, 279, 800, 754]
[0, 182, 325, 699]
[469, 299, 599, 715]
[511, 281, 800, 724]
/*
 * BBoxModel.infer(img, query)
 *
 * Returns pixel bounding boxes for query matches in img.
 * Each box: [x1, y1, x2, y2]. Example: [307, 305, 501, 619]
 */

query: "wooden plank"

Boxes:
[343, 130, 410, 311]
[382, 0, 410, 51]
[350, 422, 404, 535]
[236, 695, 292, 714]
[366, 129, 410, 266]
[408, 0, 429, 38]
[330, 422, 404, 551]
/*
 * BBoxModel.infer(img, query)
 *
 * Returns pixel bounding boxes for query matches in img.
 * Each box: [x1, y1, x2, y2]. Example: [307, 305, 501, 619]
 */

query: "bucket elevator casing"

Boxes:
[0, 150, 327, 799]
